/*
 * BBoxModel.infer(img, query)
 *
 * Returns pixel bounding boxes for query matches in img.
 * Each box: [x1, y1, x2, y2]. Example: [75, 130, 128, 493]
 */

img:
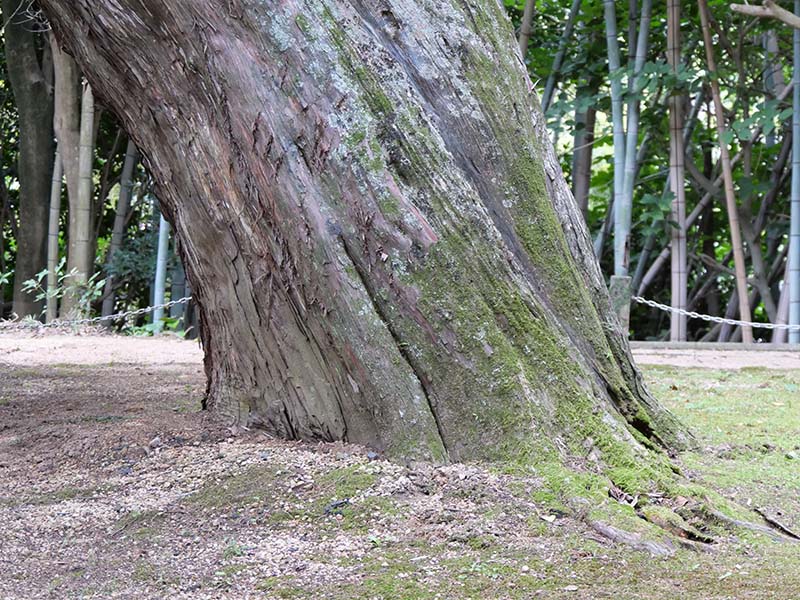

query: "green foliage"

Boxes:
[123, 315, 185, 337]
[507, 0, 795, 340]
[13, 258, 106, 318]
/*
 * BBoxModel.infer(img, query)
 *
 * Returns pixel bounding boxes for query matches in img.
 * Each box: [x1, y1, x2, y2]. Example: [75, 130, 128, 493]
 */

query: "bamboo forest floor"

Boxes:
[0, 333, 799, 599]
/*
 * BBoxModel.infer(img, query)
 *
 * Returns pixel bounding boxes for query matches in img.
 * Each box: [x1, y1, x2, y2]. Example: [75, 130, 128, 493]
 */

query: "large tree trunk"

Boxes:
[40, 0, 689, 472]
[3, 0, 55, 318]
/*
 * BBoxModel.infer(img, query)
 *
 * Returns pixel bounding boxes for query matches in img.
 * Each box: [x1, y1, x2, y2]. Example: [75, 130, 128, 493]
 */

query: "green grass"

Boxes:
[651, 366, 800, 533]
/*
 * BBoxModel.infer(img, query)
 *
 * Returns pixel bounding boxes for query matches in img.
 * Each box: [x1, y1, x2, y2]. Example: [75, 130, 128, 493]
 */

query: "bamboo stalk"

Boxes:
[603, 0, 627, 276]
[791, 0, 800, 343]
[63, 80, 95, 317]
[694, 0, 753, 341]
[152, 208, 170, 333]
[667, 0, 687, 340]
[46, 147, 63, 323]
[619, 0, 653, 280]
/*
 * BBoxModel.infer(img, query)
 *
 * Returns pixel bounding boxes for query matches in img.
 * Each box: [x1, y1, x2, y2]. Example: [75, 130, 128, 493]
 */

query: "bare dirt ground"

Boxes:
[1, 332, 799, 599]
[2, 334, 796, 370]
[631, 345, 799, 370]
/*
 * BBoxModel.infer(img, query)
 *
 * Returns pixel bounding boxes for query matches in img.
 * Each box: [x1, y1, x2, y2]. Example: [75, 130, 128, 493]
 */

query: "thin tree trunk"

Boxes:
[40, 0, 691, 466]
[3, 0, 55, 318]
[632, 90, 704, 294]
[46, 148, 64, 322]
[667, 0, 687, 341]
[517, 0, 535, 58]
[101, 139, 139, 317]
[572, 103, 596, 218]
[152, 211, 170, 332]
[763, 29, 785, 148]
[541, 0, 582, 114]
[791, 0, 800, 343]
[697, 0, 753, 342]
[51, 34, 81, 207]
[618, 0, 652, 280]
[603, 0, 627, 276]
[62, 82, 96, 316]
[774, 260, 790, 344]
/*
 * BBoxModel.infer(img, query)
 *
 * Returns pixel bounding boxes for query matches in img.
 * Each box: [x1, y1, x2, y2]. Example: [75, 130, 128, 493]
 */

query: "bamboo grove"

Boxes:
[1, 0, 799, 343]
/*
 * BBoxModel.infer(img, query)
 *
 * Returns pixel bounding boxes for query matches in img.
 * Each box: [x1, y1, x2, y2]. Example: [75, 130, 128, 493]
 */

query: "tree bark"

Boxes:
[40, 0, 690, 470]
[51, 35, 81, 208]
[3, 0, 55, 318]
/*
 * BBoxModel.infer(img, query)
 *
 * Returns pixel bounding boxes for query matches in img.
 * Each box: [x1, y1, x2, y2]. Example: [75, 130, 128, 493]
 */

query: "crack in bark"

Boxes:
[338, 233, 450, 459]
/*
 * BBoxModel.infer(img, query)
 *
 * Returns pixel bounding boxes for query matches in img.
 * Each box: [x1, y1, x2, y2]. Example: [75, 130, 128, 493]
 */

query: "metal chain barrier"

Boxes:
[3, 294, 798, 333]
[632, 295, 800, 331]
[0, 296, 192, 331]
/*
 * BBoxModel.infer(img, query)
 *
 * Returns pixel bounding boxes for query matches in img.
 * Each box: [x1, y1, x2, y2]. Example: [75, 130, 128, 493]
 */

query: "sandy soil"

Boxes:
[2, 331, 796, 370]
[632, 347, 799, 370]
[0, 332, 204, 367]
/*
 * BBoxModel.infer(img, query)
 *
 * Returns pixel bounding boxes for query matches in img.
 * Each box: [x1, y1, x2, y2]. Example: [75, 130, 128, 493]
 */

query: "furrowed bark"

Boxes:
[40, 0, 690, 473]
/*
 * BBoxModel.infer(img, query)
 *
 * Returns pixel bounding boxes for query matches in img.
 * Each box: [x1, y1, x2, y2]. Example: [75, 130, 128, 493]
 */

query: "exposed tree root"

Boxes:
[637, 507, 717, 546]
[682, 504, 799, 543]
[586, 520, 675, 557]
[753, 507, 800, 541]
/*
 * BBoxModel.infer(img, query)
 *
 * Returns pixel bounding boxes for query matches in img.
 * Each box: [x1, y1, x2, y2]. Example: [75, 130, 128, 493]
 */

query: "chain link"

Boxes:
[632, 296, 800, 331]
[0, 297, 192, 331]
[3, 294, 798, 333]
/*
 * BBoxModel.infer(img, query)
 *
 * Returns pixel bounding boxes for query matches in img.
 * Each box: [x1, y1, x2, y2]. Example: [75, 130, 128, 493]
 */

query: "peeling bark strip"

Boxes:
[40, 0, 690, 466]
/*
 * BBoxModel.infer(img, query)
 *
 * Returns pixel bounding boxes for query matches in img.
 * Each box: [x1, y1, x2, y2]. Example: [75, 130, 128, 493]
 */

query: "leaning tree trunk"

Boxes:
[40, 1, 689, 474]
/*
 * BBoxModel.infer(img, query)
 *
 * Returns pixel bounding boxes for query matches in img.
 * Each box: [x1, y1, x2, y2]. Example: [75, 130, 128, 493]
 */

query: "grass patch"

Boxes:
[647, 366, 800, 531]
